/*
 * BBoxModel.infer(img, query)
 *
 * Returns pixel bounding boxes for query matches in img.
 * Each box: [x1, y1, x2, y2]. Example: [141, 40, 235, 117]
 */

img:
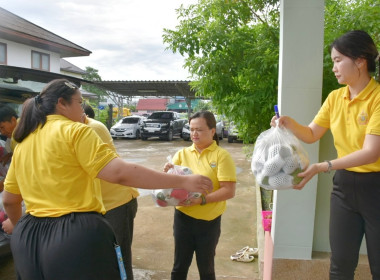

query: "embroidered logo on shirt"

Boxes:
[210, 161, 217, 168]
[357, 111, 368, 125]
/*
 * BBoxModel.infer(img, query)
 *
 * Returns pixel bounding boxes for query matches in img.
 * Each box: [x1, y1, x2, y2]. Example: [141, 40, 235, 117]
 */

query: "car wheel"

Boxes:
[141, 136, 147, 141]
[167, 129, 173, 141]
[228, 136, 234, 143]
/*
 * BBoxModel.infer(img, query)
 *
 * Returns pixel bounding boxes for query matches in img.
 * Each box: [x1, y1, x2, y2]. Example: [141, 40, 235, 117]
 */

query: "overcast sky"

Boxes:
[1, 0, 198, 81]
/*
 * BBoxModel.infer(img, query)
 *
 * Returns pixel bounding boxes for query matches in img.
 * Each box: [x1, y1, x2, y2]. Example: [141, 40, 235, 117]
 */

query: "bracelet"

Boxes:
[324, 160, 332, 173]
[200, 195, 207, 206]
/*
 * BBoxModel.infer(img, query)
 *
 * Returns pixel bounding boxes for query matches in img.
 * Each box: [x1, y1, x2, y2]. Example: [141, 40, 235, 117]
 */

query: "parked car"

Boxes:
[227, 121, 242, 143]
[182, 122, 190, 141]
[141, 111, 187, 141]
[110, 116, 146, 139]
[182, 115, 225, 141]
[214, 115, 225, 140]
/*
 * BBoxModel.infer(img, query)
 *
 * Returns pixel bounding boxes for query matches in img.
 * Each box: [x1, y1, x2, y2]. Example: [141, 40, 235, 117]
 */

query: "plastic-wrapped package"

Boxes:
[251, 125, 309, 190]
[152, 156, 201, 207]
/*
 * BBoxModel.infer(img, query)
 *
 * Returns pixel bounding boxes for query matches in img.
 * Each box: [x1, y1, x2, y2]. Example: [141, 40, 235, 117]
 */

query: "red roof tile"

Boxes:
[136, 98, 168, 111]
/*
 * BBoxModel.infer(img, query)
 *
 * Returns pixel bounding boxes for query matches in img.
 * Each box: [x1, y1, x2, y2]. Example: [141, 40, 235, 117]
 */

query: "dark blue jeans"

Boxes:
[171, 209, 221, 280]
[104, 198, 138, 280]
[330, 170, 380, 280]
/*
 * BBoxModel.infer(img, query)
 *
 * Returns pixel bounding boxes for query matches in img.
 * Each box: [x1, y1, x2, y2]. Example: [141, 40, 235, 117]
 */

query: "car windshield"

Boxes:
[148, 112, 172, 119]
[121, 118, 139, 124]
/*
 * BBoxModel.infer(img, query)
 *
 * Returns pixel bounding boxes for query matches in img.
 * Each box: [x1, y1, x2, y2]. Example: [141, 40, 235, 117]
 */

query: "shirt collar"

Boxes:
[190, 140, 218, 153]
[342, 78, 378, 101]
[47, 114, 72, 121]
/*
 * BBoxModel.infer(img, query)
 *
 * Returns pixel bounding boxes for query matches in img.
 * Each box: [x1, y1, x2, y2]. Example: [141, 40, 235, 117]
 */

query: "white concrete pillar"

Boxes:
[272, 0, 324, 259]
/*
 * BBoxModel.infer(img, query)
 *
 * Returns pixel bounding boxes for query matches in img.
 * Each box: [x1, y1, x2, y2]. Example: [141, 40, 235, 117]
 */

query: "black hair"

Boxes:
[83, 104, 95, 118]
[0, 105, 18, 122]
[14, 79, 79, 143]
[189, 110, 219, 145]
[330, 30, 379, 77]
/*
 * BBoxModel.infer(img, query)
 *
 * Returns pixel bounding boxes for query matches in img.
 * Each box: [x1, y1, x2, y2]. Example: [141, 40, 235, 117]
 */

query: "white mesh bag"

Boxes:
[251, 124, 309, 190]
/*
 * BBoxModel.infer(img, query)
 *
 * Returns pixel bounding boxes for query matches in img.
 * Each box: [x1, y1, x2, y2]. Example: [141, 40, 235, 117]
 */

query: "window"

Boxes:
[0, 43, 6, 64]
[32, 51, 50, 71]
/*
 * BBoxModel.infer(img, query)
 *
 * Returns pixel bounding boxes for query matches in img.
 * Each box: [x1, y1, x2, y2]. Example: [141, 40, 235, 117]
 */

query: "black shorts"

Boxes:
[11, 212, 120, 280]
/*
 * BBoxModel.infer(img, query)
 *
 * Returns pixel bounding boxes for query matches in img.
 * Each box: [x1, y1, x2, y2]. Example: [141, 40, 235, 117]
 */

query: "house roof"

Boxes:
[136, 98, 169, 111]
[60, 59, 87, 75]
[0, 7, 91, 57]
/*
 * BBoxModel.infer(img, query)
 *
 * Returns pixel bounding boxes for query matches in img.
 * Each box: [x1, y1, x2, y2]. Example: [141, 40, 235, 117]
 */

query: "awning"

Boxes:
[0, 65, 93, 103]
[93, 80, 197, 98]
[0, 65, 89, 87]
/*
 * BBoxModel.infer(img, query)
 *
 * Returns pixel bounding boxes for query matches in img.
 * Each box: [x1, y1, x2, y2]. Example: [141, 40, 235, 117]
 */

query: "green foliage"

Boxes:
[164, 0, 379, 143]
[193, 100, 212, 112]
[163, 0, 280, 143]
[82, 67, 107, 101]
[323, 0, 379, 99]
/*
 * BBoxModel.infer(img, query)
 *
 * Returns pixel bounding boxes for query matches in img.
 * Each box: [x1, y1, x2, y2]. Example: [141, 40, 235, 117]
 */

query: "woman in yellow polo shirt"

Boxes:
[272, 30, 380, 279]
[164, 111, 236, 280]
[2, 79, 213, 280]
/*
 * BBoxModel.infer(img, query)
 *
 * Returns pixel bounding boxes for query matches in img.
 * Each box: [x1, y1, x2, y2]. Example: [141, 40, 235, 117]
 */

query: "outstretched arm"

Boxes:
[271, 116, 328, 144]
[97, 158, 213, 195]
[294, 134, 380, 190]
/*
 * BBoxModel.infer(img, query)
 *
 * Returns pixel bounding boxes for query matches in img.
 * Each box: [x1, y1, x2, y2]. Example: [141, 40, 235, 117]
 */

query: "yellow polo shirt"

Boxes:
[86, 117, 139, 211]
[173, 141, 236, 221]
[4, 115, 118, 217]
[313, 78, 380, 172]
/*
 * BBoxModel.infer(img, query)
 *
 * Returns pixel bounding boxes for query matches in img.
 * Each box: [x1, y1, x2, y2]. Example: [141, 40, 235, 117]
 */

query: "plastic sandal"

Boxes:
[230, 251, 254, 262]
[235, 246, 259, 256]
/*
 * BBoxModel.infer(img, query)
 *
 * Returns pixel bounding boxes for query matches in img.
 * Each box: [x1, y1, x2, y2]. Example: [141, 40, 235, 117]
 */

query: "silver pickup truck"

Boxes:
[141, 111, 187, 141]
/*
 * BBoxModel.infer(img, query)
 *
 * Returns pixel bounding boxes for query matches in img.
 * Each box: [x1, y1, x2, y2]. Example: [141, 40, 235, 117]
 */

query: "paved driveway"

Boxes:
[116, 138, 259, 280]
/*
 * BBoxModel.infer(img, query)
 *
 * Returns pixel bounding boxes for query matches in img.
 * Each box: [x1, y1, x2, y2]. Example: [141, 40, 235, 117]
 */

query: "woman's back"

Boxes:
[6, 115, 117, 217]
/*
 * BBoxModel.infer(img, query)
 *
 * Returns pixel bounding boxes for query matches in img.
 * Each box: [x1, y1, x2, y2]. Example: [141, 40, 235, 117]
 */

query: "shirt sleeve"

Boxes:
[313, 92, 333, 128]
[366, 98, 380, 136]
[217, 149, 236, 182]
[71, 124, 118, 179]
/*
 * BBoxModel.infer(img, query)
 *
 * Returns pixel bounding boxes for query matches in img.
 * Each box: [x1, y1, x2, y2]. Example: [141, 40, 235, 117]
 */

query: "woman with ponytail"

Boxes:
[2, 79, 213, 280]
[272, 30, 380, 279]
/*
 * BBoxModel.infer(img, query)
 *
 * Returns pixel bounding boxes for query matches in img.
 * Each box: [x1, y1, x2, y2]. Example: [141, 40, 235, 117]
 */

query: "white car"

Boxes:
[182, 116, 224, 141]
[110, 116, 146, 139]
[215, 115, 225, 140]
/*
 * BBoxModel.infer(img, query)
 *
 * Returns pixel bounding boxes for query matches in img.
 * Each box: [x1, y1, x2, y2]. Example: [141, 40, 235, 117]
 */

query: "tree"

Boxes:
[323, 0, 379, 99]
[163, 0, 379, 143]
[82, 67, 107, 101]
[163, 0, 280, 143]
[193, 100, 212, 112]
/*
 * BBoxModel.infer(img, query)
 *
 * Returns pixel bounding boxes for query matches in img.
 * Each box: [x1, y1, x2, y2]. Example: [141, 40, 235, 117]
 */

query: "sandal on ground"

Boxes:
[235, 246, 259, 256]
[230, 251, 254, 262]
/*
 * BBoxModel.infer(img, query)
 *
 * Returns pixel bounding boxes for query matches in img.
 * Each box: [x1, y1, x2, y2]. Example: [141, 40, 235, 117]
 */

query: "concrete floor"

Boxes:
[0, 137, 259, 280]
[118, 138, 259, 280]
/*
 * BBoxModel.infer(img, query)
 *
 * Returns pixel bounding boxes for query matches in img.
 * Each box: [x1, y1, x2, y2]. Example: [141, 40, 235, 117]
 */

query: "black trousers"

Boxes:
[104, 198, 138, 280]
[171, 209, 221, 280]
[330, 170, 380, 280]
[11, 212, 120, 280]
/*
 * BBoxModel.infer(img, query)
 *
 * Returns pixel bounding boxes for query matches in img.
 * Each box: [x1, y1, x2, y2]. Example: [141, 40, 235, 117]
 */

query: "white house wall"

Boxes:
[0, 38, 61, 73]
